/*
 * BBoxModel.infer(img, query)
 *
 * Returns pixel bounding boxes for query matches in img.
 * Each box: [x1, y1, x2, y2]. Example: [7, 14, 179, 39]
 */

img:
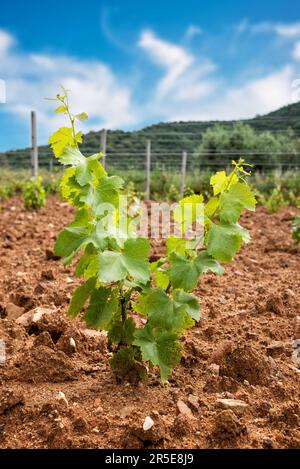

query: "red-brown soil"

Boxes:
[0, 196, 300, 449]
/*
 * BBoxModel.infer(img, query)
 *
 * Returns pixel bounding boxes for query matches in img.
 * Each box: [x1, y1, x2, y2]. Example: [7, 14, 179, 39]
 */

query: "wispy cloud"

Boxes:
[100, 7, 132, 53]
[138, 29, 216, 117]
[0, 29, 137, 143]
[0, 30, 15, 57]
[185, 25, 203, 40]
[235, 19, 300, 37]
[138, 30, 296, 122]
[293, 41, 300, 60]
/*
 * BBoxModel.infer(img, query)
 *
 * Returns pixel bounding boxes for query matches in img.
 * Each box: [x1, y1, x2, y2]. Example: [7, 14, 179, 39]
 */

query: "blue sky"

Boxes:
[1, 0, 300, 150]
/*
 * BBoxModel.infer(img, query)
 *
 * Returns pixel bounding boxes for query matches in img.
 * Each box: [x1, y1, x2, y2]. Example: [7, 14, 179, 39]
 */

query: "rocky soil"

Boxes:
[0, 197, 299, 449]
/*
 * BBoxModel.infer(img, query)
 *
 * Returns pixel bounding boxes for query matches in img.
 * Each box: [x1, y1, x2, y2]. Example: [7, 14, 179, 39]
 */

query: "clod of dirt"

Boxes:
[269, 404, 300, 428]
[266, 341, 287, 358]
[14, 345, 78, 383]
[207, 341, 232, 365]
[256, 402, 273, 417]
[0, 389, 24, 415]
[216, 398, 248, 416]
[187, 395, 200, 413]
[33, 331, 55, 349]
[122, 418, 165, 448]
[9, 293, 35, 312]
[265, 295, 285, 315]
[212, 410, 247, 443]
[294, 316, 300, 339]
[219, 345, 272, 385]
[72, 416, 89, 434]
[4, 303, 25, 320]
[45, 248, 60, 260]
[172, 414, 196, 437]
[41, 269, 55, 281]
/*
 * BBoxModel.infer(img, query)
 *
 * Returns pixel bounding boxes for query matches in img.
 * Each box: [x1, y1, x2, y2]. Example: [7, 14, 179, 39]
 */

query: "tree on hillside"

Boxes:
[193, 122, 299, 169]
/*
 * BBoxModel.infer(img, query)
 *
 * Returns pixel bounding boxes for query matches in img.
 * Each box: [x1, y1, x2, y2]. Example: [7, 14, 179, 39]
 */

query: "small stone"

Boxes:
[92, 427, 99, 433]
[207, 363, 220, 376]
[56, 391, 68, 407]
[216, 398, 249, 415]
[263, 438, 274, 449]
[187, 394, 200, 412]
[5, 303, 25, 320]
[16, 307, 53, 327]
[284, 288, 295, 298]
[176, 399, 196, 420]
[143, 416, 154, 431]
[292, 339, 300, 349]
[291, 349, 300, 367]
[266, 341, 286, 358]
[69, 337, 76, 350]
[243, 380, 250, 386]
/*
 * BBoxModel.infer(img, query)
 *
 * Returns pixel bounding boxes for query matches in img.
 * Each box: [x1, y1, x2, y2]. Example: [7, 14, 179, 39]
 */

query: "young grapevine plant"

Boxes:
[49, 89, 256, 383]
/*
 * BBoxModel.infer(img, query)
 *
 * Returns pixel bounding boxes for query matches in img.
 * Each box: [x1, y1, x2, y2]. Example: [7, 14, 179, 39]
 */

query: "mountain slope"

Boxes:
[2, 101, 300, 168]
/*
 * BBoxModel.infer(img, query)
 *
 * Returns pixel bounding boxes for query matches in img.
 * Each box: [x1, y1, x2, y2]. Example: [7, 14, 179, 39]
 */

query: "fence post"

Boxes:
[145, 139, 151, 200]
[31, 111, 38, 180]
[180, 151, 187, 198]
[49, 157, 53, 173]
[100, 128, 107, 169]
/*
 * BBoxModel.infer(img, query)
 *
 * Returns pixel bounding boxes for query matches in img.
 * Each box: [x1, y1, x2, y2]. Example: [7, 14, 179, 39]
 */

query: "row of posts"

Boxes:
[30, 111, 188, 200]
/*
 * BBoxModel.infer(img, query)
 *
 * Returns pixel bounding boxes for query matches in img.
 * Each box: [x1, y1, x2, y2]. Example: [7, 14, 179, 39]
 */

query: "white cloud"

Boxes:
[1, 26, 299, 149]
[208, 66, 295, 120]
[185, 25, 202, 39]
[236, 20, 300, 38]
[139, 30, 194, 98]
[0, 29, 137, 144]
[293, 41, 300, 60]
[275, 23, 300, 37]
[0, 30, 15, 57]
[138, 30, 295, 122]
[138, 29, 216, 114]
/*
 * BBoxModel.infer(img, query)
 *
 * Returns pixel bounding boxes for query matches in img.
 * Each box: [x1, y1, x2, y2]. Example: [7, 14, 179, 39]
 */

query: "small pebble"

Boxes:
[143, 416, 154, 431]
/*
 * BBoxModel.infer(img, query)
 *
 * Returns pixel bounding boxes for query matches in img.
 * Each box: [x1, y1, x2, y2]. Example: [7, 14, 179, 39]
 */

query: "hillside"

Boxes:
[1, 101, 300, 169]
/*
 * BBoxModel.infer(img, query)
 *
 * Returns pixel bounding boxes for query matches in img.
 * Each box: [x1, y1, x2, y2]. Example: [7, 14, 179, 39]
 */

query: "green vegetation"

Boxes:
[49, 89, 256, 383]
[256, 185, 287, 213]
[22, 177, 46, 210]
[1, 100, 300, 170]
[194, 122, 299, 169]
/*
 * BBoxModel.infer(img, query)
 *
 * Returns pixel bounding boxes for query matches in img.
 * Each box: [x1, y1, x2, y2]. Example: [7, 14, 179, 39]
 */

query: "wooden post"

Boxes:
[145, 139, 151, 200]
[31, 111, 38, 179]
[100, 128, 107, 169]
[49, 157, 53, 173]
[180, 151, 187, 198]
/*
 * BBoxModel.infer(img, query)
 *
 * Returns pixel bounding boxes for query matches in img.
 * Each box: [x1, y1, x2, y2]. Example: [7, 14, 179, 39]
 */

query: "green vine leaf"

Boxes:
[133, 325, 181, 383]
